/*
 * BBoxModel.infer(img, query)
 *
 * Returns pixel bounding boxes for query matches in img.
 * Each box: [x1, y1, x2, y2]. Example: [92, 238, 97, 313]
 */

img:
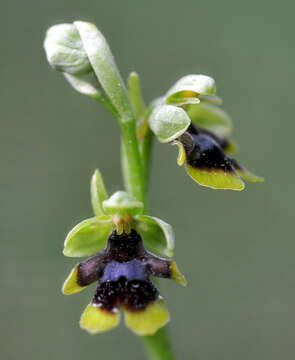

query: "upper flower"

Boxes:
[148, 75, 263, 190]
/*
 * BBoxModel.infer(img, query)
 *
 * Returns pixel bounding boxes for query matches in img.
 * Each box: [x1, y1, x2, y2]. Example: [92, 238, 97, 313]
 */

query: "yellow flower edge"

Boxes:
[80, 303, 120, 334]
[124, 300, 170, 336]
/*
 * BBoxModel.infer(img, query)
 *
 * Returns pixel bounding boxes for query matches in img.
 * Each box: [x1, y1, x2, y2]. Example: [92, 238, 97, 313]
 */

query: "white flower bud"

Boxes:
[44, 23, 92, 75]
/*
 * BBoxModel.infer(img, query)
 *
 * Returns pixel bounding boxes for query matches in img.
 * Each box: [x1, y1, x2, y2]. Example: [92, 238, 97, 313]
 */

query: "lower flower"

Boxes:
[62, 229, 185, 335]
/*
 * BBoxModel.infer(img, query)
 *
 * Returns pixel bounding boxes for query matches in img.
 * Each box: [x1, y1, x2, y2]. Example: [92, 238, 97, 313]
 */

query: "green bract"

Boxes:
[102, 191, 144, 216]
[149, 105, 191, 143]
[187, 102, 232, 137]
[44, 24, 91, 75]
[165, 74, 219, 106]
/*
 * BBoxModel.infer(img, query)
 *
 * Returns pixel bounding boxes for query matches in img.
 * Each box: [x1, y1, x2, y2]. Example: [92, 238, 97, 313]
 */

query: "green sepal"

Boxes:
[124, 300, 170, 336]
[103, 191, 144, 216]
[165, 74, 218, 106]
[187, 102, 232, 137]
[148, 105, 191, 143]
[63, 215, 113, 257]
[134, 215, 175, 257]
[44, 23, 91, 75]
[90, 169, 109, 216]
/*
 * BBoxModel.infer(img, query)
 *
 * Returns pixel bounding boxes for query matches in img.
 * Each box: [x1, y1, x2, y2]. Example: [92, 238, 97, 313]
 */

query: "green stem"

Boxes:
[120, 121, 146, 206]
[139, 129, 154, 192]
[127, 72, 176, 360]
[76, 21, 145, 204]
[127, 72, 154, 195]
[142, 328, 176, 360]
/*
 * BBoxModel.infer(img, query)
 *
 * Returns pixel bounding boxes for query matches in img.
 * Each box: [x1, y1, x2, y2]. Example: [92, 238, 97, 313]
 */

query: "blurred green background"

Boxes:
[1, 0, 294, 359]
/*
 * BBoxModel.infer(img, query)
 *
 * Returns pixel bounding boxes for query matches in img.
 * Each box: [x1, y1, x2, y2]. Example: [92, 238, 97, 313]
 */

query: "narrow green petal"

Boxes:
[62, 264, 85, 295]
[198, 94, 222, 104]
[185, 164, 245, 191]
[167, 96, 200, 107]
[172, 141, 186, 166]
[134, 215, 175, 257]
[124, 300, 170, 336]
[187, 102, 232, 137]
[235, 167, 264, 183]
[91, 169, 109, 216]
[63, 215, 113, 257]
[170, 261, 187, 287]
[80, 303, 120, 334]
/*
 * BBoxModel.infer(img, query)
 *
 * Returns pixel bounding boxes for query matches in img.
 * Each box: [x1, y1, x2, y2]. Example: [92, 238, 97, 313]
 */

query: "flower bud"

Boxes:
[44, 23, 92, 75]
